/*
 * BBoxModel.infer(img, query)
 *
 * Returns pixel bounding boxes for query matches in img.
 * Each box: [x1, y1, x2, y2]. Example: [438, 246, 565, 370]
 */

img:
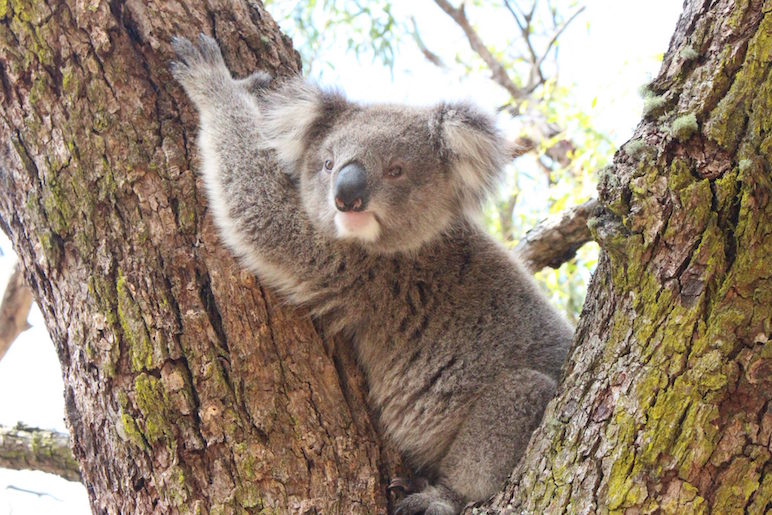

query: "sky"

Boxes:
[0, 1, 683, 513]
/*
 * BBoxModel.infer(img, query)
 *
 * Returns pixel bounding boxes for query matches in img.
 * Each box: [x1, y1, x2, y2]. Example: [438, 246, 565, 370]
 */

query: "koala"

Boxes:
[172, 35, 572, 515]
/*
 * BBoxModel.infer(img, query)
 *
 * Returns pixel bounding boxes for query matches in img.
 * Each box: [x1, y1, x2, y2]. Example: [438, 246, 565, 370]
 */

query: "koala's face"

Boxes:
[260, 80, 507, 254]
[300, 106, 463, 254]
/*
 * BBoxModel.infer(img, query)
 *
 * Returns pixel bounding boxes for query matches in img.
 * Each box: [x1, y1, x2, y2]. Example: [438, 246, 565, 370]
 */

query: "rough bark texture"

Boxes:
[0, 423, 80, 482]
[481, 0, 772, 513]
[0, 1, 399, 513]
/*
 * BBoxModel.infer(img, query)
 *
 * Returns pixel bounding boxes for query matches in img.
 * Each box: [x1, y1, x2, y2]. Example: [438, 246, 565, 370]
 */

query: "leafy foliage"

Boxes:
[265, 0, 403, 76]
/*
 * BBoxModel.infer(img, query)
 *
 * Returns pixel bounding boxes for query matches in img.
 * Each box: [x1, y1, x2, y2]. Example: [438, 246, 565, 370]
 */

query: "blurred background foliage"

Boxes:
[265, 0, 611, 323]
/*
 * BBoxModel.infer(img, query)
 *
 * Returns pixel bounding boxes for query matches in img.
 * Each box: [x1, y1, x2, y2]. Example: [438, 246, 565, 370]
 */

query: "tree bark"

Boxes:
[481, 0, 772, 512]
[0, 1, 769, 514]
[0, 1, 398, 513]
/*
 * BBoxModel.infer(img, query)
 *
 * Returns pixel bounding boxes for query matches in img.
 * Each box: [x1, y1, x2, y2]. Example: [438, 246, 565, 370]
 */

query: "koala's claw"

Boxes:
[171, 34, 224, 68]
[388, 476, 427, 496]
[395, 495, 455, 515]
[388, 477, 412, 496]
[393, 485, 460, 515]
[170, 34, 233, 106]
[197, 33, 225, 62]
[170, 35, 196, 63]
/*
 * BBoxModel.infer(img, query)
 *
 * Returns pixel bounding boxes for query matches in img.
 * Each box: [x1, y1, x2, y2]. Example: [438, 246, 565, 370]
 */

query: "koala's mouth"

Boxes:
[334, 211, 381, 243]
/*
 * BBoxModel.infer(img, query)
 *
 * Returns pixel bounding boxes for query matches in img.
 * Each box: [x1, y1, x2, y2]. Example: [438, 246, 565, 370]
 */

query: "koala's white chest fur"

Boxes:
[334, 211, 381, 242]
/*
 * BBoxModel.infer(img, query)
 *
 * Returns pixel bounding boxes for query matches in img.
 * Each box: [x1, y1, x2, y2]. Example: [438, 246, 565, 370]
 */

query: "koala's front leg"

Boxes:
[171, 36, 328, 298]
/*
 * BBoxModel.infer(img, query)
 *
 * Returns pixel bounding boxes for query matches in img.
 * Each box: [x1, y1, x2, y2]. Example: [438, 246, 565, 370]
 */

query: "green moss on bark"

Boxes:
[623, 139, 655, 160]
[642, 94, 668, 118]
[120, 411, 149, 451]
[591, 15, 772, 506]
[680, 46, 699, 61]
[133, 373, 175, 449]
[117, 271, 166, 372]
[706, 13, 772, 151]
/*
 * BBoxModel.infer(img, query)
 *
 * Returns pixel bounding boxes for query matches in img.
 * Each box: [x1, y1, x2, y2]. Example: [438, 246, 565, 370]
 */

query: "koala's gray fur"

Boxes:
[172, 35, 572, 515]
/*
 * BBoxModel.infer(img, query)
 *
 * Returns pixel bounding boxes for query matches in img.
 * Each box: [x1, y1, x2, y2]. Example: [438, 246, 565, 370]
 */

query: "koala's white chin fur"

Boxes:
[334, 211, 381, 243]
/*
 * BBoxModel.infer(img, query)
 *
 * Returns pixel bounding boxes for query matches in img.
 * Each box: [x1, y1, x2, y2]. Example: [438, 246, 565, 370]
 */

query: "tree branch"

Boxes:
[0, 263, 33, 362]
[503, 0, 527, 31]
[0, 424, 80, 483]
[499, 193, 520, 242]
[536, 6, 586, 71]
[508, 136, 536, 159]
[433, 0, 578, 168]
[516, 198, 598, 271]
[409, 16, 445, 68]
[503, 0, 544, 90]
[433, 0, 525, 100]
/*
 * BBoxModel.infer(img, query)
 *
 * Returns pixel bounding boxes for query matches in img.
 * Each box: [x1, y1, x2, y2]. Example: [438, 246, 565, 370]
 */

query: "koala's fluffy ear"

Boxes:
[259, 78, 348, 176]
[433, 102, 508, 212]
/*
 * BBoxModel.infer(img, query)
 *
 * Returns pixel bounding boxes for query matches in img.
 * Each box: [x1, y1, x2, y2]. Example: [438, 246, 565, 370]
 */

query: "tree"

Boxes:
[0, 1, 391, 512]
[0, 1, 768, 514]
[482, 0, 772, 511]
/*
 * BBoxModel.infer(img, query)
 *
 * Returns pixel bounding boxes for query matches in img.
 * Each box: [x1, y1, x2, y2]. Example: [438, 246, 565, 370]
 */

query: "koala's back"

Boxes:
[322, 220, 572, 474]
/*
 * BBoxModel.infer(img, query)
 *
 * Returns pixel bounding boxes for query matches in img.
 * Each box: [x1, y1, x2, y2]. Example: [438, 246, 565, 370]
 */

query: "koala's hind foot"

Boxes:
[388, 476, 428, 496]
[394, 484, 460, 515]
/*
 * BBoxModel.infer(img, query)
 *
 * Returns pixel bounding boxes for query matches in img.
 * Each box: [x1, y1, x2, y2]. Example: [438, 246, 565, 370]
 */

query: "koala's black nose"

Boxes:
[334, 162, 369, 212]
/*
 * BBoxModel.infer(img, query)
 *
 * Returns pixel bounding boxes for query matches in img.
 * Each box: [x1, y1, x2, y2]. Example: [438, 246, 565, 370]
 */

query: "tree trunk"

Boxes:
[482, 0, 772, 512]
[0, 1, 769, 515]
[0, 1, 398, 513]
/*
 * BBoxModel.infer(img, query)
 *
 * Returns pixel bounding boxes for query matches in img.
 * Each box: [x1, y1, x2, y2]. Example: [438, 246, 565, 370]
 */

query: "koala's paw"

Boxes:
[394, 485, 459, 515]
[170, 34, 232, 106]
[236, 71, 274, 95]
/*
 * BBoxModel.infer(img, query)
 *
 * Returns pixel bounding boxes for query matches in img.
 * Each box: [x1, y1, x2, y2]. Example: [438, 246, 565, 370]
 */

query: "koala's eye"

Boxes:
[323, 159, 334, 172]
[386, 165, 403, 178]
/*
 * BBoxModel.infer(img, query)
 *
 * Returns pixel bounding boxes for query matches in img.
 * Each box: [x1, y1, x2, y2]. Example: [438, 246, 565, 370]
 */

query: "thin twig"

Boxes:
[536, 6, 586, 70]
[409, 16, 445, 68]
[433, 0, 525, 100]
[526, 0, 538, 23]
[499, 193, 520, 242]
[503, 0, 526, 30]
[503, 0, 542, 88]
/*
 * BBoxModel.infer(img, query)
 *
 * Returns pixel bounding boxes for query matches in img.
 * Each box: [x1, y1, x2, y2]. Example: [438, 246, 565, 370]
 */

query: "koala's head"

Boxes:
[260, 79, 508, 254]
